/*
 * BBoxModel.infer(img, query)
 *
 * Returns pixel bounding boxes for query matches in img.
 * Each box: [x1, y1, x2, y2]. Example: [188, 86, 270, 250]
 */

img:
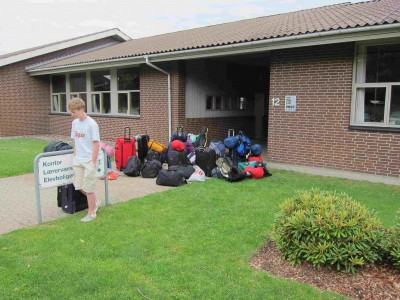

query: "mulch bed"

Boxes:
[250, 241, 400, 300]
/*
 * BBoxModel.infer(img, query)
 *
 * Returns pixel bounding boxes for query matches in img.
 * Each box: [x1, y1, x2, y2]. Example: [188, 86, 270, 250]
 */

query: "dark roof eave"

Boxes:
[27, 22, 400, 75]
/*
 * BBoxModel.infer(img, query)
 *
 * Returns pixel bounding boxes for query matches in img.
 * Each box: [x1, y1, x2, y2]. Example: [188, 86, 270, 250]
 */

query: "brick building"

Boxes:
[1, 0, 399, 178]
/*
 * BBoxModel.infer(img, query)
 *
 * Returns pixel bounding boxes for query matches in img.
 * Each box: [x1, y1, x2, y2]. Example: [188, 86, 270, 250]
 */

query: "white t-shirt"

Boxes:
[71, 116, 100, 162]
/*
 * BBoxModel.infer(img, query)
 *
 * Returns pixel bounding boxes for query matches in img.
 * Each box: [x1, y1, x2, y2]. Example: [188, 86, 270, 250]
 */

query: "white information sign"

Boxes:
[38, 153, 74, 189]
[285, 95, 297, 112]
[38, 151, 105, 189]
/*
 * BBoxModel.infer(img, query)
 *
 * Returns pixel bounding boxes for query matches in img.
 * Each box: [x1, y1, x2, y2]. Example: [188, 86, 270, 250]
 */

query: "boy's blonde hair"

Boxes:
[67, 98, 86, 112]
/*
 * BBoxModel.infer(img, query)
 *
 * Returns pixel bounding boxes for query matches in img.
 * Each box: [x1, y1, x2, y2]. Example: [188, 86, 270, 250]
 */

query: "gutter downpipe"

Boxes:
[144, 56, 172, 141]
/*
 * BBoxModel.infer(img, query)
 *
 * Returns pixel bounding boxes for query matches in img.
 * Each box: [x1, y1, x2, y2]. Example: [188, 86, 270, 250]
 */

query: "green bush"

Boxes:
[272, 188, 385, 273]
[383, 210, 400, 269]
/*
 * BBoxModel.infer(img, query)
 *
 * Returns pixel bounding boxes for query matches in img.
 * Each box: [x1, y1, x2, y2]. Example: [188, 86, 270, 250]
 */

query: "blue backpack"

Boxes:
[236, 131, 251, 157]
[251, 144, 263, 156]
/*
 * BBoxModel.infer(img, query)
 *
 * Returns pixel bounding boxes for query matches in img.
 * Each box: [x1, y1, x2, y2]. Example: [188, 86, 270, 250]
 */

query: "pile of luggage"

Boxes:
[114, 126, 272, 187]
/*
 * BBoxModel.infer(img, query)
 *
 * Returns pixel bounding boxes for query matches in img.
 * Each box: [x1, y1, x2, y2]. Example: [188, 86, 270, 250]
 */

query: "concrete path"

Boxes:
[0, 171, 171, 236]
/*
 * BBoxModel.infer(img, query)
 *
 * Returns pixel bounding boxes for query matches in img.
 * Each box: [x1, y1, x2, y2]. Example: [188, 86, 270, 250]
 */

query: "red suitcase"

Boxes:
[115, 127, 136, 171]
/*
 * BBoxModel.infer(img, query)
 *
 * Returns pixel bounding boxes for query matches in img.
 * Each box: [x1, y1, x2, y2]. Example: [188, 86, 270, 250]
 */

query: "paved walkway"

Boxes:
[0, 171, 171, 235]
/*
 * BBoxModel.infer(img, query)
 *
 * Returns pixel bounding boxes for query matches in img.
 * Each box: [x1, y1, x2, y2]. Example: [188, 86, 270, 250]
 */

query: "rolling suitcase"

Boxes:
[194, 147, 217, 177]
[57, 184, 88, 214]
[171, 126, 188, 142]
[115, 127, 136, 171]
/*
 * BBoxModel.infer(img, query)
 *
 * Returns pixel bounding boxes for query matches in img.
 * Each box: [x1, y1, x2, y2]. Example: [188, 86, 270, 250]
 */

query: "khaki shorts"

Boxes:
[72, 158, 97, 193]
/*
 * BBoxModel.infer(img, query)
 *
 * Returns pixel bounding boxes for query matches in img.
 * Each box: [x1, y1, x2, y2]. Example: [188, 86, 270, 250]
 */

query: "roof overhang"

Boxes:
[0, 29, 131, 68]
[27, 23, 400, 76]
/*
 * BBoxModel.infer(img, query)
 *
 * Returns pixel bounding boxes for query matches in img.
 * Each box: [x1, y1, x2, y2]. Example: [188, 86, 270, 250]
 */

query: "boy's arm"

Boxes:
[92, 141, 100, 164]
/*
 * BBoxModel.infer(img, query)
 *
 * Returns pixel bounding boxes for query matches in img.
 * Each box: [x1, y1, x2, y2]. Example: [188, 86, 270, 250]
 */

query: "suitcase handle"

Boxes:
[228, 129, 235, 137]
[124, 127, 131, 142]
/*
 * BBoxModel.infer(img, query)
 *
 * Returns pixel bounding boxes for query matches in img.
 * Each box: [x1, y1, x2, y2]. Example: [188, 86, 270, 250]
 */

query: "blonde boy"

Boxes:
[67, 98, 100, 222]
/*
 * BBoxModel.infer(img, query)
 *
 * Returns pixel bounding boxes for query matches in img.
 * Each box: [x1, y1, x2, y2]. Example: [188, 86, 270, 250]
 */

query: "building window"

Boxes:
[206, 95, 251, 111]
[352, 42, 400, 127]
[50, 68, 140, 116]
[51, 74, 67, 112]
[69, 72, 87, 106]
[91, 70, 111, 114]
[206, 95, 214, 110]
[117, 68, 140, 115]
[91, 93, 111, 114]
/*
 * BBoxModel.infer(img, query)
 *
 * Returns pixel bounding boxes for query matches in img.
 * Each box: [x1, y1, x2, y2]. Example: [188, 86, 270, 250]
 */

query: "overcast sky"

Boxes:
[0, 0, 363, 55]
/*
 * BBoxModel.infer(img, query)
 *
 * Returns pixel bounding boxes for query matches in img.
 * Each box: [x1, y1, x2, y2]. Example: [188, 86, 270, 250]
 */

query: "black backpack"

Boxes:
[44, 140, 72, 152]
[123, 156, 142, 177]
[167, 149, 189, 167]
[146, 150, 162, 162]
[141, 160, 162, 178]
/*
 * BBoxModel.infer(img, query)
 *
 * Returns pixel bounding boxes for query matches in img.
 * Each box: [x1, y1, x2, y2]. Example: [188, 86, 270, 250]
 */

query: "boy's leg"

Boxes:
[72, 159, 84, 191]
[82, 161, 98, 215]
[86, 192, 97, 215]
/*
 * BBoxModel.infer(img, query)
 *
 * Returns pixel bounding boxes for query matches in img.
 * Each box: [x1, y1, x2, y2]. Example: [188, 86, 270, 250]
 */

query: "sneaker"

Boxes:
[81, 213, 96, 222]
[94, 201, 101, 213]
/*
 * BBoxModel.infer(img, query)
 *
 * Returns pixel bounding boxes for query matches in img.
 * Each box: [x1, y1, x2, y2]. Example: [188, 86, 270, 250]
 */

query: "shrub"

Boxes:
[272, 188, 385, 273]
[384, 210, 400, 269]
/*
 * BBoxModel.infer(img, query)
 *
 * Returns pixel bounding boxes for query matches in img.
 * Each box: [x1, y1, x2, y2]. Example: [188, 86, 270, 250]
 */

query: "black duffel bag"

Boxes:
[168, 165, 195, 179]
[156, 169, 187, 187]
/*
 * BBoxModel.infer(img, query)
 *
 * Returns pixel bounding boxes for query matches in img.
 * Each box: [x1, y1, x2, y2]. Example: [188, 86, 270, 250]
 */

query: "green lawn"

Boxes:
[0, 139, 49, 177]
[1, 138, 399, 299]
[1, 166, 399, 299]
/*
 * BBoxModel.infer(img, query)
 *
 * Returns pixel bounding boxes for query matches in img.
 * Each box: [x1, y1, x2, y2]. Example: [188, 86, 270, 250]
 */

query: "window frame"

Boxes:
[50, 67, 140, 117]
[117, 68, 140, 116]
[50, 74, 67, 113]
[351, 40, 400, 129]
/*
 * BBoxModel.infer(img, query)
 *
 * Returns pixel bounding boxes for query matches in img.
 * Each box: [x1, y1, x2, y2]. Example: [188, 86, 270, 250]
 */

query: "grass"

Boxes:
[0, 139, 49, 177]
[1, 167, 399, 299]
[1, 138, 399, 299]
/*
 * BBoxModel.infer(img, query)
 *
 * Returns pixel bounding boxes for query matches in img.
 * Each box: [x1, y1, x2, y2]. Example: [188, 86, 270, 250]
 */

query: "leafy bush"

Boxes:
[272, 188, 385, 273]
[383, 210, 400, 269]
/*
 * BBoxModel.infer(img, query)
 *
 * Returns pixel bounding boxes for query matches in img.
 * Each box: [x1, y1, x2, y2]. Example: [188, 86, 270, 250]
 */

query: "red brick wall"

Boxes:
[0, 37, 123, 137]
[47, 60, 255, 146]
[268, 43, 400, 177]
[0, 61, 50, 136]
[48, 61, 185, 145]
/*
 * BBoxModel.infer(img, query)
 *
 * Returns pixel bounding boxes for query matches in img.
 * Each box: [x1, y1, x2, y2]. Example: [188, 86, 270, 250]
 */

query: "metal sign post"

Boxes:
[33, 148, 109, 224]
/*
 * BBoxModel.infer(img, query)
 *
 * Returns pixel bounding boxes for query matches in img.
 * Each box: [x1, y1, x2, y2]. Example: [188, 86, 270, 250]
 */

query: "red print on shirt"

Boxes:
[75, 131, 86, 138]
